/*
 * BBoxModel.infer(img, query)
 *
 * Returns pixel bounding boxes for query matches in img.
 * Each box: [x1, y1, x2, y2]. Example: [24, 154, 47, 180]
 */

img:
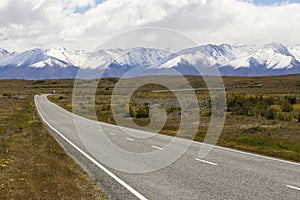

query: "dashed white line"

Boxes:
[110, 132, 116, 136]
[194, 158, 218, 166]
[126, 137, 135, 142]
[201, 143, 300, 167]
[151, 145, 164, 150]
[286, 185, 300, 191]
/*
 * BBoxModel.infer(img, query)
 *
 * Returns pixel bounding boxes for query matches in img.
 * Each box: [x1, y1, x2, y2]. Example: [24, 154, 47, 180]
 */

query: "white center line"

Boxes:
[110, 132, 116, 136]
[126, 137, 135, 142]
[194, 158, 218, 166]
[286, 185, 300, 191]
[152, 145, 164, 150]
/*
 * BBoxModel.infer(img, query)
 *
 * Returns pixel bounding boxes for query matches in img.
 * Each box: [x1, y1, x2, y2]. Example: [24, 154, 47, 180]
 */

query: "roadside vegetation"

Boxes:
[48, 75, 300, 162]
[0, 80, 108, 199]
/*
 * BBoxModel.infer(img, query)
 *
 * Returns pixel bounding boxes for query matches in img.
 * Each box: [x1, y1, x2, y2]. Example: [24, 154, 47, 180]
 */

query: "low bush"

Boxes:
[281, 102, 293, 112]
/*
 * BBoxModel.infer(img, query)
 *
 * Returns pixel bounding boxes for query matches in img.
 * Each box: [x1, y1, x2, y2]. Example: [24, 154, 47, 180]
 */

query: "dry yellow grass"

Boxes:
[293, 103, 300, 111]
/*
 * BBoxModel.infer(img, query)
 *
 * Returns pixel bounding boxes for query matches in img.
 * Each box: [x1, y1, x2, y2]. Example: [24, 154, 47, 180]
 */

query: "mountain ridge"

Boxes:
[1, 43, 300, 79]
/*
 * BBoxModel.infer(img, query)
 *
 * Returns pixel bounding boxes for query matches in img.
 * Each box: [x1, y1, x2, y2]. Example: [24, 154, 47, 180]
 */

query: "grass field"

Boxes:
[0, 80, 108, 199]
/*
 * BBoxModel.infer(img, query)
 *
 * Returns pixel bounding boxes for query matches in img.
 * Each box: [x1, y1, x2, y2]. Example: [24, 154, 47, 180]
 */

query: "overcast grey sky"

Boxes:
[0, 0, 300, 51]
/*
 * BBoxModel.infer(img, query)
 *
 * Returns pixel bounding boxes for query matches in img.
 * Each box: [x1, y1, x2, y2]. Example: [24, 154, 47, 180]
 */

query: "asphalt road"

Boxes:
[35, 94, 300, 200]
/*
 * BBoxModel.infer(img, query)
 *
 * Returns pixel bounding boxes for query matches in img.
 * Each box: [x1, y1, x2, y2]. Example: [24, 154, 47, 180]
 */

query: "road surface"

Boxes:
[35, 94, 300, 200]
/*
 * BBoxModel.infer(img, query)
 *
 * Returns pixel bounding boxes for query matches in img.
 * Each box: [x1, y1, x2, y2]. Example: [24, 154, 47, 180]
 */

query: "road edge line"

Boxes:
[34, 95, 148, 200]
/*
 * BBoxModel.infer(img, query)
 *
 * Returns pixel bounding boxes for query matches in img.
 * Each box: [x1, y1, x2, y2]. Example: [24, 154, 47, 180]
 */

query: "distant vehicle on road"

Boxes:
[38, 93, 41, 95]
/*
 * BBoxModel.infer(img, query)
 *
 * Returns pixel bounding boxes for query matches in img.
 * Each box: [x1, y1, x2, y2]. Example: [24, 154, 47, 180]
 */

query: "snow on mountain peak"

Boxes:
[151, 43, 300, 73]
[30, 58, 68, 68]
[77, 47, 172, 69]
[45, 47, 88, 67]
[0, 48, 15, 66]
[243, 44, 296, 69]
[11, 49, 49, 67]
[0, 48, 8, 54]
[287, 44, 300, 62]
[224, 43, 298, 69]
[118, 47, 172, 67]
[0, 43, 300, 79]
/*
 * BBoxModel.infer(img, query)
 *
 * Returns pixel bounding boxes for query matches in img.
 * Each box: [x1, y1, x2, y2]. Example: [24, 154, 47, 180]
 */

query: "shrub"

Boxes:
[131, 103, 150, 118]
[136, 104, 149, 118]
[243, 126, 262, 134]
[32, 80, 45, 85]
[129, 106, 136, 118]
[166, 106, 181, 114]
[226, 94, 276, 119]
[281, 102, 293, 112]
[285, 96, 297, 105]
[262, 108, 276, 120]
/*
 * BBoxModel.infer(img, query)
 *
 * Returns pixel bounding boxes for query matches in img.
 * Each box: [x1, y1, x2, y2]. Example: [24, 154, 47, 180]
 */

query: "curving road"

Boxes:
[35, 94, 300, 200]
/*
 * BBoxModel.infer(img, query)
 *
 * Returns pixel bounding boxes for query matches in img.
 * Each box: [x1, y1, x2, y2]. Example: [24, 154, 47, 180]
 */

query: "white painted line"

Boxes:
[126, 137, 135, 142]
[103, 121, 300, 167]
[152, 132, 300, 166]
[195, 158, 218, 166]
[203, 143, 300, 167]
[151, 145, 164, 150]
[35, 96, 148, 200]
[110, 132, 116, 136]
[286, 185, 300, 191]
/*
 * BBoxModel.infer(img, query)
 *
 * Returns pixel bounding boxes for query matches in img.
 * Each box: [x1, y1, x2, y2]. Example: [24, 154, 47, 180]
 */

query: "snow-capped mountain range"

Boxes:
[0, 43, 300, 79]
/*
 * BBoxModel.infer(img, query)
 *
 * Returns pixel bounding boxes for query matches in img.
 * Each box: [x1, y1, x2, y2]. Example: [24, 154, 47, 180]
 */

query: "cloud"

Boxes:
[0, 0, 300, 51]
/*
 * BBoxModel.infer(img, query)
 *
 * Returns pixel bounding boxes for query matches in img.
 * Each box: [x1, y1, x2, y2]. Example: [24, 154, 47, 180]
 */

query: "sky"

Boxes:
[0, 0, 300, 51]
[253, 0, 300, 5]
